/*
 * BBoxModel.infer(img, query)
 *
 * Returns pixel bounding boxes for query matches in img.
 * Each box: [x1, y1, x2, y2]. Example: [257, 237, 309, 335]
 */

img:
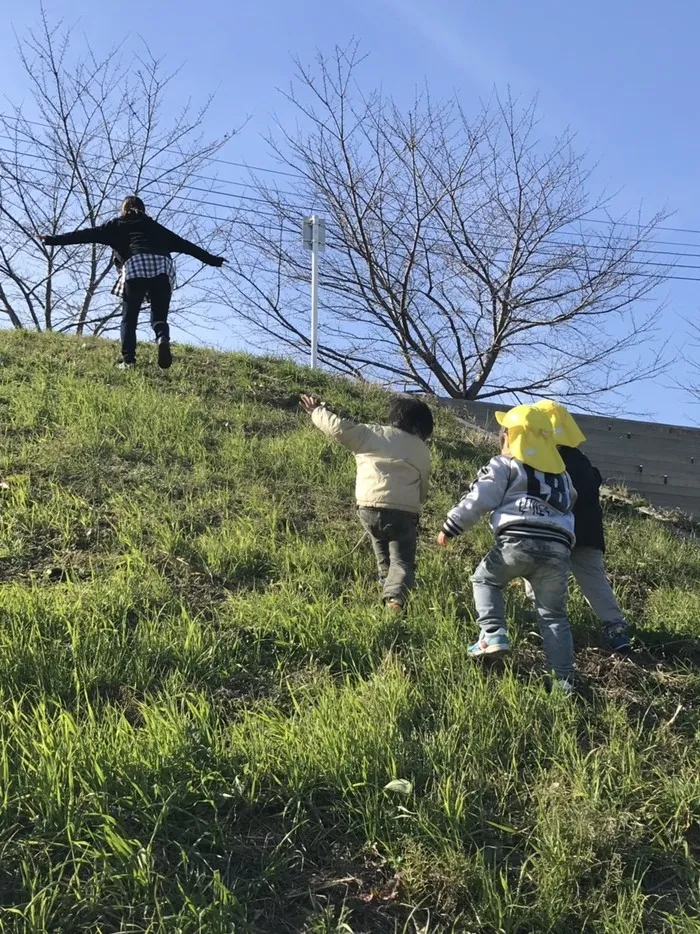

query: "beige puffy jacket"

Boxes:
[311, 406, 431, 514]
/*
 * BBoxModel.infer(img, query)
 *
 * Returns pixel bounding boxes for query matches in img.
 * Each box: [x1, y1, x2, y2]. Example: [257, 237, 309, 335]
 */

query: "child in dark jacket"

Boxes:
[531, 400, 631, 653]
[438, 404, 577, 691]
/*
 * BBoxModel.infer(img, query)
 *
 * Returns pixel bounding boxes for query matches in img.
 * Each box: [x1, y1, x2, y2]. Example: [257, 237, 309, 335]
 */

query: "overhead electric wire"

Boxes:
[3, 151, 697, 261]
[2, 132, 700, 279]
[0, 134, 303, 200]
[0, 113, 301, 178]
[2, 136, 700, 254]
[3, 110, 700, 249]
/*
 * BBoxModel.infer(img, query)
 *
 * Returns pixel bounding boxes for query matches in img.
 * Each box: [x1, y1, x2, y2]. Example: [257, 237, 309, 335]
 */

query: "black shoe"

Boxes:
[157, 340, 173, 370]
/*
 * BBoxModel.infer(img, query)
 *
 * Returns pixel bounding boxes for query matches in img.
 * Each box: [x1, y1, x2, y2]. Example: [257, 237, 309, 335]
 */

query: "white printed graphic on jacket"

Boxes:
[443, 455, 576, 548]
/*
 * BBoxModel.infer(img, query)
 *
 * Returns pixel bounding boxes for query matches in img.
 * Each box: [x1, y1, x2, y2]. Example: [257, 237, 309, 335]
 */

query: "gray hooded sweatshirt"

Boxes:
[442, 455, 576, 549]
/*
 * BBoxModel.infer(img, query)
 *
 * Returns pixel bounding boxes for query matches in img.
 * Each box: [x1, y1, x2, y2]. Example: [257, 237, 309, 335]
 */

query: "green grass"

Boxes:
[0, 329, 699, 933]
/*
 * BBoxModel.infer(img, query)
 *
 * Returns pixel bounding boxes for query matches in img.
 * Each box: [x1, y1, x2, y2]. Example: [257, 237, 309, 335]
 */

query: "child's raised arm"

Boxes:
[300, 395, 369, 453]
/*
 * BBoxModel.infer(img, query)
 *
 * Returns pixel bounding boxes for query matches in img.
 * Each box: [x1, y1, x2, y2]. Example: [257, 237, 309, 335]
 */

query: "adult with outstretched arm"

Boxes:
[39, 195, 225, 370]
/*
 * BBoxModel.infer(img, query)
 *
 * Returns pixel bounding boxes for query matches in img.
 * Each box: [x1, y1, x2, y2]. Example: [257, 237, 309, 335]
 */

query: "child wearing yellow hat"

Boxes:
[530, 400, 631, 653]
[438, 404, 577, 691]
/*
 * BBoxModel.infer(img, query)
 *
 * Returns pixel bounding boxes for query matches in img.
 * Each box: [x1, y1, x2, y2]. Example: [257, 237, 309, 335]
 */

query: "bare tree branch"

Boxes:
[0, 7, 236, 334]
[218, 43, 669, 410]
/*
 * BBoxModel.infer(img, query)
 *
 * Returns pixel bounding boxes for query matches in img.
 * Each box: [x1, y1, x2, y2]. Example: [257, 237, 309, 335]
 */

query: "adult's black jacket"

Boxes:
[44, 214, 223, 267]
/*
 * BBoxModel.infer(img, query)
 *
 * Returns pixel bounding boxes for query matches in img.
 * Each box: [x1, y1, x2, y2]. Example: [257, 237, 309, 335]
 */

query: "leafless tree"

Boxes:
[219, 43, 669, 407]
[0, 8, 236, 335]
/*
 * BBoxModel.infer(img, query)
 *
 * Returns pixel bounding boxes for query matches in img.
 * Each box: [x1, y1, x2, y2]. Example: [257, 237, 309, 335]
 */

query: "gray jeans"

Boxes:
[524, 546, 626, 628]
[472, 536, 575, 680]
[358, 507, 418, 604]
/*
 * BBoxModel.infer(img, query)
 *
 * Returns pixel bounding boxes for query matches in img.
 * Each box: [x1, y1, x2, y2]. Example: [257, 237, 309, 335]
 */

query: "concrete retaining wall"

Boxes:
[439, 400, 700, 518]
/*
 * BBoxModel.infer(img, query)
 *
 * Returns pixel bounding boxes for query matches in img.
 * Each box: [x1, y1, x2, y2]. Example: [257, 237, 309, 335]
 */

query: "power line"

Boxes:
[583, 216, 700, 237]
[1, 151, 693, 262]
[0, 146, 327, 222]
[0, 112, 301, 179]
[3, 137, 700, 257]
[318, 234, 700, 280]
[0, 132, 305, 202]
[2, 145, 700, 280]
[0, 112, 692, 239]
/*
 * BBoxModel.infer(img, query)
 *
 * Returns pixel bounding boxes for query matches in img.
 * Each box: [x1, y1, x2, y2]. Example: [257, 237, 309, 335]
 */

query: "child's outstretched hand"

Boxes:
[437, 531, 449, 547]
[300, 394, 322, 414]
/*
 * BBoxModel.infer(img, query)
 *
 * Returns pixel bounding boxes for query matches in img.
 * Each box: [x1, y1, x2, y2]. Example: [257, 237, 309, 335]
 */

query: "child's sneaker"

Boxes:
[386, 599, 405, 614]
[604, 623, 632, 654]
[468, 628, 511, 657]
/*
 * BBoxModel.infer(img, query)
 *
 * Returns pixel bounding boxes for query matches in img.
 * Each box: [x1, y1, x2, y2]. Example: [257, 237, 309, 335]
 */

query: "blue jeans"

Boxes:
[524, 546, 627, 631]
[471, 535, 575, 680]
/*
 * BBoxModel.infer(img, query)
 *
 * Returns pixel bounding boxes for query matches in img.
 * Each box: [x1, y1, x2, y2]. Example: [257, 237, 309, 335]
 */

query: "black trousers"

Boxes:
[121, 275, 171, 362]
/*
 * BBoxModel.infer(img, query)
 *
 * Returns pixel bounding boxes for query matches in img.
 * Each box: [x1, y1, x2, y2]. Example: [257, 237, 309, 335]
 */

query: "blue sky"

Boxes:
[1, 0, 699, 423]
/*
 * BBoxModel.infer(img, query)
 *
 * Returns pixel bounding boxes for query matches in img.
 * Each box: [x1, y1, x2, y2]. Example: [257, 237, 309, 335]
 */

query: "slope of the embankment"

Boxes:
[0, 329, 698, 932]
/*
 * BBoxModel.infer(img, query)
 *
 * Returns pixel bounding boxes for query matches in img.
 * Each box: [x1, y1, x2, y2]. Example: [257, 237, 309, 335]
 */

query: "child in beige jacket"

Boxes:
[301, 394, 433, 609]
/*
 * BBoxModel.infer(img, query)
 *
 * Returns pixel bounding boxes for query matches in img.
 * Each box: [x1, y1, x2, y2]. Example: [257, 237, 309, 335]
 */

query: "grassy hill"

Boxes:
[0, 329, 699, 933]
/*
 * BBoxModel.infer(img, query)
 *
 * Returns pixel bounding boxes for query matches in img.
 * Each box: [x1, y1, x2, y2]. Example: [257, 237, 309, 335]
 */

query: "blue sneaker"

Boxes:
[604, 624, 632, 654]
[468, 628, 511, 657]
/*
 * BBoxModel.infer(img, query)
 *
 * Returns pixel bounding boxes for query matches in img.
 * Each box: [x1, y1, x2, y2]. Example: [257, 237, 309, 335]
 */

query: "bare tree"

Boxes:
[220, 44, 668, 407]
[0, 8, 236, 335]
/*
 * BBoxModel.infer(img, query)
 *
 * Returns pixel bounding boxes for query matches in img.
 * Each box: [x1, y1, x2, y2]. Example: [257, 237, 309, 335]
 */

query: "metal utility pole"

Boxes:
[302, 215, 326, 369]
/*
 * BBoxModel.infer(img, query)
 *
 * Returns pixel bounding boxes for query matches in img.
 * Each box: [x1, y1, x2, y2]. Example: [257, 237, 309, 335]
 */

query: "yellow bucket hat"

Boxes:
[532, 399, 586, 449]
[495, 404, 565, 474]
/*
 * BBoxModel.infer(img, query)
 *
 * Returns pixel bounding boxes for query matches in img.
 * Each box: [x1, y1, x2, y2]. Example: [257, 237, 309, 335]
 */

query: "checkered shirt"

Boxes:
[111, 253, 177, 299]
